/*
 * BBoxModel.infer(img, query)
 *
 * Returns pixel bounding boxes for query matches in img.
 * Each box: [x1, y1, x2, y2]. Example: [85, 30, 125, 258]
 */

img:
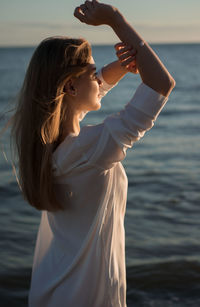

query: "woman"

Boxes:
[11, 0, 175, 306]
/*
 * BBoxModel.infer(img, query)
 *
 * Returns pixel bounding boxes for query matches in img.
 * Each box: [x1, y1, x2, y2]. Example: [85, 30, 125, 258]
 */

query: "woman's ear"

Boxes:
[64, 79, 77, 96]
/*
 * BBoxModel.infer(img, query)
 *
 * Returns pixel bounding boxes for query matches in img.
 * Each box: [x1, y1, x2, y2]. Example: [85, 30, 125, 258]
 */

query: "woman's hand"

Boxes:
[115, 42, 139, 74]
[74, 0, 117, 26]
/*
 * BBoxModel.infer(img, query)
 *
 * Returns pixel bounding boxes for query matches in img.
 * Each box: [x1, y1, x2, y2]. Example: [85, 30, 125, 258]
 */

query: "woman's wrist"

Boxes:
[107, 8, 124, 28]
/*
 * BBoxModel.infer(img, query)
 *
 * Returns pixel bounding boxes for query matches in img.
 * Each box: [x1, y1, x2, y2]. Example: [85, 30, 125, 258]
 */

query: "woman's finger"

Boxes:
[120, 56, 136, 67]
[74, 7, 87, 22]
[115, 45, 127, 52]
[118, 55, 136, 65]
[116, 46, 137, 59]
[115, 42, 125, 50]
[117, 50, 136, 61]
[77, 4, 92, 22]
[115, 43, 124, 50]
[90, 0, 98, 9]
[117, 46, 136, 55]
[127, 64, 136, 70]
[127, 61, 136, 68]
[85, 0, 93, 10]
[80, 4, 88, 14]
[115, 42, 134, 52]
[125, 60, 137, 68]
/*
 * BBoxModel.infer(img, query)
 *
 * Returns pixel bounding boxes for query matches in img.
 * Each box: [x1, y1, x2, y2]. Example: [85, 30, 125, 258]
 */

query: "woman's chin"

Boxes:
[92, 99, 101, 111]
[86, 98, 102, 112]
[96, 101, 101, 110]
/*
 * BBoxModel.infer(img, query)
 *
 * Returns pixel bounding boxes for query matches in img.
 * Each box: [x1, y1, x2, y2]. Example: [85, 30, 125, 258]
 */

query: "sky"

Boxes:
[0, 0, 200, 46]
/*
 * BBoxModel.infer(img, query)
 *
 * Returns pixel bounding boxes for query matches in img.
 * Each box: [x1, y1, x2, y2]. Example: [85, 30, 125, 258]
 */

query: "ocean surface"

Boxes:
[0, 43, 200, 306]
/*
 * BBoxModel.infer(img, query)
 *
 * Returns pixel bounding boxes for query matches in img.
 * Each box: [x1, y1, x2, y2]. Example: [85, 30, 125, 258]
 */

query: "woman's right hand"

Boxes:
[74, 0, 118, 26]
[115, 42, 139, 74]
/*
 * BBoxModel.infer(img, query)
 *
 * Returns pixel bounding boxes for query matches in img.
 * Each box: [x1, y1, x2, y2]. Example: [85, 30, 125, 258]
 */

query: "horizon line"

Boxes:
[0, 41, 200, 48]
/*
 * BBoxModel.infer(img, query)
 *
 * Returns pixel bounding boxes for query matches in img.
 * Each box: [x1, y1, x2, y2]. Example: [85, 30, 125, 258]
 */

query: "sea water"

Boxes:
[0, 44, 200, 306]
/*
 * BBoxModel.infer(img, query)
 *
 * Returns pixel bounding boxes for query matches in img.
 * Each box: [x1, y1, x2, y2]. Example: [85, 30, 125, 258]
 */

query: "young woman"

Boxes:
[11, 0, 175, 306]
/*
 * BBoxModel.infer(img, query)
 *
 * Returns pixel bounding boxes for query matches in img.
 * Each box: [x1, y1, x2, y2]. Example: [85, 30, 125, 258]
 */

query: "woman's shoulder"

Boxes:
[75, 123, 105, 152]
[53, 123, 104, 158]
[52, 123, 106, 176]
[78, 123, 104, 142]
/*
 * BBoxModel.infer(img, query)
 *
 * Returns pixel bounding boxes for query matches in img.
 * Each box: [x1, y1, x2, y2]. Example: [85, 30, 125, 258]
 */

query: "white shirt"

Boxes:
[29, 70, 168, 307]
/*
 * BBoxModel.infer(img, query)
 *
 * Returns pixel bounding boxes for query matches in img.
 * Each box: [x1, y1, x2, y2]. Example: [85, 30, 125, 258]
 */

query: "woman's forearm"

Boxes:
[101, 60, 128, 85]
[110, 11, 176, 97]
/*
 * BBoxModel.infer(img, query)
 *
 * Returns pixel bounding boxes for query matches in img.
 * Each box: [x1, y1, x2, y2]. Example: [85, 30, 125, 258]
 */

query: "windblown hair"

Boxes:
[11, 36, 92, 211]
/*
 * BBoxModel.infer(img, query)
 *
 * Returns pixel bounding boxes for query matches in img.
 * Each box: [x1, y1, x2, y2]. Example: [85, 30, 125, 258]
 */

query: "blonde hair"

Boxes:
[10, 36, 92, 211]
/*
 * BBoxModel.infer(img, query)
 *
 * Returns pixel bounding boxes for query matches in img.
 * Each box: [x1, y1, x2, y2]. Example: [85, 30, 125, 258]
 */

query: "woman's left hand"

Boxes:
[115, 42, 139, 74]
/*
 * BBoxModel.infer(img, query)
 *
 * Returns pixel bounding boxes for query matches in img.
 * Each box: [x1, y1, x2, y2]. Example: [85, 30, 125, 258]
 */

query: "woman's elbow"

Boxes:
[170, 77, 176, 88]
[162, 76, 176, 97]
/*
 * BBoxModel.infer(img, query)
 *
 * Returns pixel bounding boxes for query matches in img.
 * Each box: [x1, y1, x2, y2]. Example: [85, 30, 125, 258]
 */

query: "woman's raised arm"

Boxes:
[74, 0, 176, 97]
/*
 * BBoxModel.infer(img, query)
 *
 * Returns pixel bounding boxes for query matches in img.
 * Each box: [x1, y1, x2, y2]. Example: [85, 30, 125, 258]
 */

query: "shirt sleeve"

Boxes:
[97, 69, 118, 99]
[78, 82, 168, 170]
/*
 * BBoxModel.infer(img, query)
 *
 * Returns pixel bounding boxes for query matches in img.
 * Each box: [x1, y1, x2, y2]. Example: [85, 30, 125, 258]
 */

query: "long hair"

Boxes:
[10, 36, 92, 211]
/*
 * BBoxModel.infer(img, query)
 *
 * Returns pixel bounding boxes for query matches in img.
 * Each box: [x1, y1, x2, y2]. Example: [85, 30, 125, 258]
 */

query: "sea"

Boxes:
[0, 43, 200, 307]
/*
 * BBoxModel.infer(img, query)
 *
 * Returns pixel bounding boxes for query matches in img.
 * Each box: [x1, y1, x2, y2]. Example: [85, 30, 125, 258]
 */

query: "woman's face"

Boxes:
[73, 56, 102, 112]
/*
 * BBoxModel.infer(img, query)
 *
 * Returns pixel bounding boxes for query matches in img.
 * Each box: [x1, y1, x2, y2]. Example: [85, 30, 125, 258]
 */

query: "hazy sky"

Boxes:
[0, 0, 200, 46]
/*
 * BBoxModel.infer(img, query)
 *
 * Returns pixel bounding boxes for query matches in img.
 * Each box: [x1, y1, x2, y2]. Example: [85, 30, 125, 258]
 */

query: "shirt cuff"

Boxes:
[97, 68, 117, 92]
[130, 83, 168, 119]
